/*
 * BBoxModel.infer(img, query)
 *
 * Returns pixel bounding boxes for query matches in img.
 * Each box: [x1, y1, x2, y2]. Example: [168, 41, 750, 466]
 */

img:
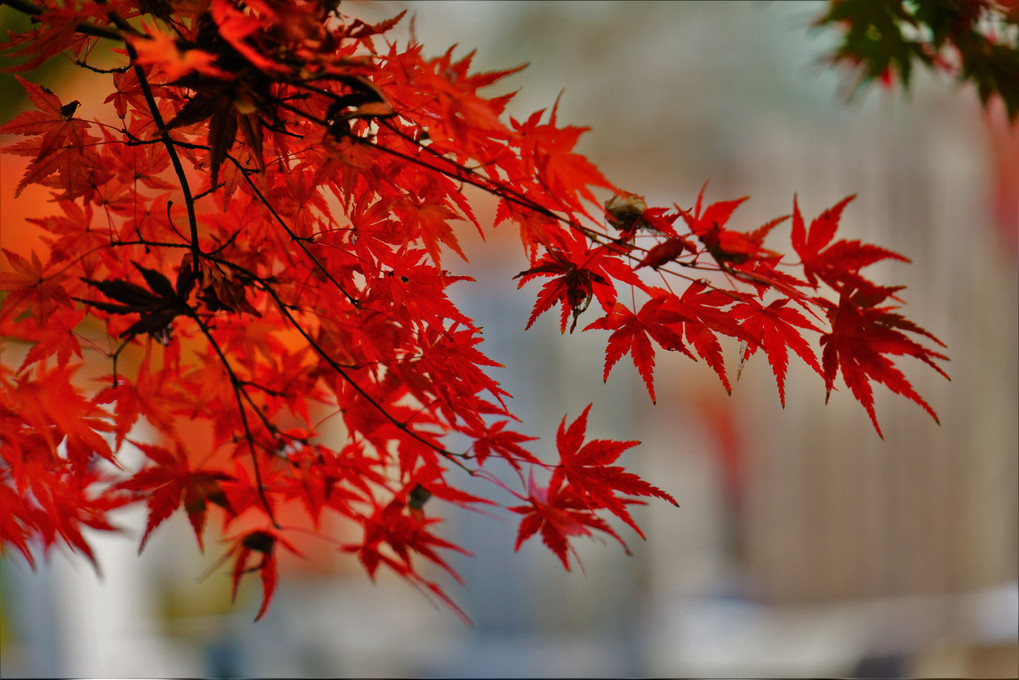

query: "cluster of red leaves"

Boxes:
[510, 405, 676, 571]
[0, 0, 947, 620]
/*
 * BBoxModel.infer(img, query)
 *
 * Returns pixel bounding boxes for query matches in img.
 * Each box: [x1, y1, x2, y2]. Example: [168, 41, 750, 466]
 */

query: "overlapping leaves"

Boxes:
[0, 0, 949, 623]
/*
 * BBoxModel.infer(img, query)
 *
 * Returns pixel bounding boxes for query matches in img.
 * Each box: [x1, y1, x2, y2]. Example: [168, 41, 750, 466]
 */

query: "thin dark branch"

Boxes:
[73, 59, 130, 74]
[124, 44, 204, 274]
[231, 157, 362, 308]
[188, 311, 280, 526]
[198, 251, 473, 470]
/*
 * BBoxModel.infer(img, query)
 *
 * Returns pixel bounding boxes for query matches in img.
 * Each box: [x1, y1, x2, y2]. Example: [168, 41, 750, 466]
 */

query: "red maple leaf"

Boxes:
[730, 297, 823, 406]
[509, 404, 678, 570]
[677, 183, 780, 265]
[467, 419, 540, 467]
[0, 481, 41, 567]
[209, 0, 288, 74]
[344, 493, 470, 591]
[126, 24, 231, 81]
[0, 249, 74, 326]
[390, 196, 471, 265]
[515, 231, 635, 333]
[210, 528, 303, 621]
[116, 442, 234, 552]
[819, 287, 949, 437]
[512, 100, 616, 216]
[6, 364, 116, 469]
[0, 76, 109, 200]
[584, 297, 689, 403]
[791, 195, 909, 293]
[510, 469, 629, 571]
[549, 405, 677, 536]
[667, 282, 752, 393]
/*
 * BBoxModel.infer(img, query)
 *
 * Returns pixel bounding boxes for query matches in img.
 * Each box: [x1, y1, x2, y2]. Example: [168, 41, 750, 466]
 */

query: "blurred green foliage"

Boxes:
[816, 0, 1019, 119]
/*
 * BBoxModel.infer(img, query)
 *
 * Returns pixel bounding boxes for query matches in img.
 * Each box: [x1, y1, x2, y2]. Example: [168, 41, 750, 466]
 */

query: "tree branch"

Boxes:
[125, 48, 204, 274]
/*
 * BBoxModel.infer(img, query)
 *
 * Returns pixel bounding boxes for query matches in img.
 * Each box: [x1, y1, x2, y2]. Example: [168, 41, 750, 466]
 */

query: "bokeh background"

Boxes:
[1, 1, 1017, 677]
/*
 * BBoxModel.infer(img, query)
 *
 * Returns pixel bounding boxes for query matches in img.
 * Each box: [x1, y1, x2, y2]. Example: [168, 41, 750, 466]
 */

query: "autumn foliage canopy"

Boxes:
[7, 0, 1000, 621]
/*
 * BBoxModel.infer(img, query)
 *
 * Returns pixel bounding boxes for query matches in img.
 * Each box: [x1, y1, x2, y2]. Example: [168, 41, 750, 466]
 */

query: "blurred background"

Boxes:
[1, 1, 1016, 677]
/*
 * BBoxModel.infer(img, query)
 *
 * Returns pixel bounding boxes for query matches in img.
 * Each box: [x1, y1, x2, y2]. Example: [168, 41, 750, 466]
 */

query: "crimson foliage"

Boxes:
[0, 0, 950, 620]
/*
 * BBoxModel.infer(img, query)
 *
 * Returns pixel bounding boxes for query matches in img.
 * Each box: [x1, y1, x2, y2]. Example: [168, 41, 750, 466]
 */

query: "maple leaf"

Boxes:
[513, 101, 616, 216]
[78, 262, 195, 342]
[678, 184, 746, 249]
[95, 352, 192, 438]
[26, 200, 109, 280]
[665, 282, 752, 393]
[549, 405, 676, 536]
[0, 77, 82, 149]
[127, 24, 231, 81]
[791, 195, 909, 293]
[468, 419, 540, 467]
[343, 10, 408, 43]
[510, 469, 629, 571]
[0, 0, 958, 625]
[13, 307, 86, 371]
[0, 248, 75, 329]
[163, 87, 246, 187]
[0, 4, 102, 72]
[94, 382, 142, 451]
[0, 482, 41, 567]
[196, 264, 260, 317]
[584, 297, 689, 403]
[390, 196, 468, 265]
[730, 297, 823, 406]
[676, 184, 786, 268]
[819, 286, 949, 437]
[494, 197, 565, 256]
[8, 364, 116, 468]
[213, 528, 303, 621]
[379, 44, 512, 152]
[116, 442, 233, 552]
[515, 232, 633, 333]
[14, 463, 121, 570]
[1, 76, 112, 201]
[209, 0, 288, 74]
[344, 495, 470, 587]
